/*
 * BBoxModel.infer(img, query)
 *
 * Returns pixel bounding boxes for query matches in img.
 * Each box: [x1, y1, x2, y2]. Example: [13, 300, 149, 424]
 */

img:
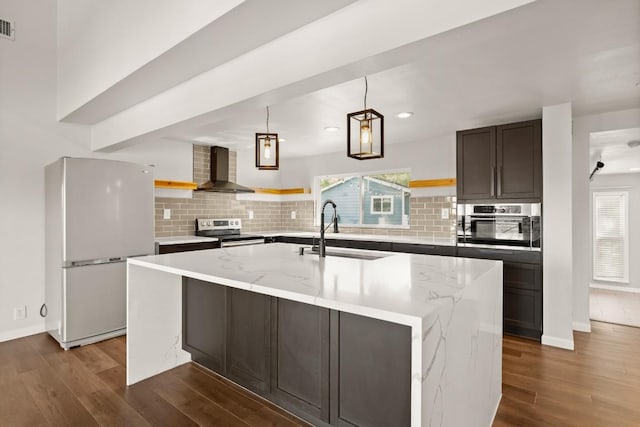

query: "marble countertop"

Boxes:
[129, 243, 500, 325]
[155, 236, 218, 245]
[259, 231, 456, 246]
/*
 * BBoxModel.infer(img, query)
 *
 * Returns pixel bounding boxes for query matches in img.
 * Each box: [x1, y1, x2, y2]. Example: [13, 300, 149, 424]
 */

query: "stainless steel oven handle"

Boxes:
[220, 239, 265, 247]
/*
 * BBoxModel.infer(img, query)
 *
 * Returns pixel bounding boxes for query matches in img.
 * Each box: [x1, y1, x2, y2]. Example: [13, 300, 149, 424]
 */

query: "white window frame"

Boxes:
[370, 195, 394, 215]
[592, 190, 629, 283]
[314, 169, 411, 229]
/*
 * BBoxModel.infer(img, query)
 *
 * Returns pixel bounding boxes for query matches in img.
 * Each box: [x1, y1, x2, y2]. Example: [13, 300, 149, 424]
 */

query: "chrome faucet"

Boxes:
[319, 199, 339, 257]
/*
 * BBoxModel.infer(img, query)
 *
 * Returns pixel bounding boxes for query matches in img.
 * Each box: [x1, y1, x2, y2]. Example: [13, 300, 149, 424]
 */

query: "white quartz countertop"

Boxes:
[129, 243, 500, 325]
[259, 231, 456, 246]
[155, 236, 218, 245]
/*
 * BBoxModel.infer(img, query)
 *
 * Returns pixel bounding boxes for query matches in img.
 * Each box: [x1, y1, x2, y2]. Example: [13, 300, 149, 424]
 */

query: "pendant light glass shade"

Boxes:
[347, 77, 384, 160]
[256, 106, 279, 170]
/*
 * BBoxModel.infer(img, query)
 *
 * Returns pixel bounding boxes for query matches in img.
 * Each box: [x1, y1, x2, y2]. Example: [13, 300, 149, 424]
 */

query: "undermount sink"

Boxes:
[299, 246, 390, 261]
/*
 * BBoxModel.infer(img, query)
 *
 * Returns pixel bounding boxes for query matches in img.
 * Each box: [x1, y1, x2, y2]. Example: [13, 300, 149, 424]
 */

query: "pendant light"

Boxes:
[347, 76, 384, 160]
[255, 106, 279, 170]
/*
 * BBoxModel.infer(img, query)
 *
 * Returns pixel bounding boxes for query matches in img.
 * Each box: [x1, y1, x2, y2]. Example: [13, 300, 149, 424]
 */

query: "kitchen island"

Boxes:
[127, 243, 502, 427]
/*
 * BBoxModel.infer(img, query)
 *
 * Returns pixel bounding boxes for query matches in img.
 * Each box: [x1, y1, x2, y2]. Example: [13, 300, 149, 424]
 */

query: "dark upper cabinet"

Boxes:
[496, 120, 542, 200]
[457, 119, 542, 202]
[456, 126, 496, 201]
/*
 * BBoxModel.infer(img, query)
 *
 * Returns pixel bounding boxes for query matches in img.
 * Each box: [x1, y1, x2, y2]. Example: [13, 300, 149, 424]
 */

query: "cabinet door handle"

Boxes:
[497, 166, 502, 196]
[491, 166, 496, 197]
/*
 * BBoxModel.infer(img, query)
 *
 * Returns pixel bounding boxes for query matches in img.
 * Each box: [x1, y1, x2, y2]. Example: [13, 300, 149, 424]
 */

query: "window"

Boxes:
[592, 191, 629, 283]
[317, 171, 410, 228]
[371, 196, 393, 214]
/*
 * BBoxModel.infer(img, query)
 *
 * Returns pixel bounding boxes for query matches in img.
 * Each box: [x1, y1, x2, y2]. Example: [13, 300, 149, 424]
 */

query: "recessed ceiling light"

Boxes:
[395, 112, 414, 119]
[630, 167, 640, 172]
[279, 138, 286, 142]
[324, 126, 339, 132]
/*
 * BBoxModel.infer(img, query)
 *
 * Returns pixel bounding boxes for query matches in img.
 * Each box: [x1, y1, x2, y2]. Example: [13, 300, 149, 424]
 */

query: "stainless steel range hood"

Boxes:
[196, 146, 255, 193]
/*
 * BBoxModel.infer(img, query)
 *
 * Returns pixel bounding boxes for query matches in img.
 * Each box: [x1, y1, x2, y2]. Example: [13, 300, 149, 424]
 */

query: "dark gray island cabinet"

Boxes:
[182, 277, 411, 427]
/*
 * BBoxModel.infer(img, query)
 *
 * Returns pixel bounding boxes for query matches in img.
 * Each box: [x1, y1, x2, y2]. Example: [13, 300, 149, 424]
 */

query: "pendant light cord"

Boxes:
[364, 76, 368, 110]
[266, 106, 270, 134]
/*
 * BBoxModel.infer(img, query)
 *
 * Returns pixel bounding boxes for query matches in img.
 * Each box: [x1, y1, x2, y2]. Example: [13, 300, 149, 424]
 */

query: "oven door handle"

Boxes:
[221, 239, 265, 247]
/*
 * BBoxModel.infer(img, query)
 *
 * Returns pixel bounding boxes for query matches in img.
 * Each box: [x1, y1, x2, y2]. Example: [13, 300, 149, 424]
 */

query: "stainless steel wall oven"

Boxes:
[457, 203, 541, 250]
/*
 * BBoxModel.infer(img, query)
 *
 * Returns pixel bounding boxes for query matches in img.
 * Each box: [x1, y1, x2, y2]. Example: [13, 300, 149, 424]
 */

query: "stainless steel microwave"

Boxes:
[457, 203, 541, 250]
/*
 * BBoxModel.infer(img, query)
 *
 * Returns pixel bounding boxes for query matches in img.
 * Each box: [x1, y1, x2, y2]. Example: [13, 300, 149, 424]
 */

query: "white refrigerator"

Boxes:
[45, 157, 155, 349]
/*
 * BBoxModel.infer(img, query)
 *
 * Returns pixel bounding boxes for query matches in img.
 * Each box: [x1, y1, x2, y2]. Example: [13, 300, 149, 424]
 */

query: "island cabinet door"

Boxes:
[270, 298, 330, 422]
[182, 278, 227, 374]
[226, 288, 271, 395]
[330, 311, 412, 427]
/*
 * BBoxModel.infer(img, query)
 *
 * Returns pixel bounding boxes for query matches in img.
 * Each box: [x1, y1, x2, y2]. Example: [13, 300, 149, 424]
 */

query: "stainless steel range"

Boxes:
[195, 218, 265, 247]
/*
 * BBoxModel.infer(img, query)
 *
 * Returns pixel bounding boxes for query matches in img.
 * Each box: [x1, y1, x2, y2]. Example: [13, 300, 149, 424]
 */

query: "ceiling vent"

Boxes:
[0, 18, 15, 41]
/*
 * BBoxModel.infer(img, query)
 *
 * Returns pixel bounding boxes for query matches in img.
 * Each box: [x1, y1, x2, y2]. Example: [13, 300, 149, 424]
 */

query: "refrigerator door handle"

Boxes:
[65, 257, 126, 267]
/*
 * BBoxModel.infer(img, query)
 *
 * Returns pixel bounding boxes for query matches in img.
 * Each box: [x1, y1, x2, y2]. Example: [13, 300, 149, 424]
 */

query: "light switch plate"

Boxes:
[248, 210, 254, 220]
[291, 210, 297, 219]
[441, 208, 450, 219]
[163, 209, 171, 220]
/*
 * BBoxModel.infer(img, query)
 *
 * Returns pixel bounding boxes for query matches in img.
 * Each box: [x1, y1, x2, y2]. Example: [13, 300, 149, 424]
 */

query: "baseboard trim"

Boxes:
[572, 321, 592, 333]
[541, 334, 575, 350]
[590, 283, 640, 294]
[490, 394, 502, 426]
[0, 324, 45, 343]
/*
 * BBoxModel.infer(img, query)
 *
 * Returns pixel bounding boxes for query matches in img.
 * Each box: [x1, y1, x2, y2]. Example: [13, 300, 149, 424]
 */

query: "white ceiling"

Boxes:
[148, 0, 638, 160]
[590, 128, 640, 174]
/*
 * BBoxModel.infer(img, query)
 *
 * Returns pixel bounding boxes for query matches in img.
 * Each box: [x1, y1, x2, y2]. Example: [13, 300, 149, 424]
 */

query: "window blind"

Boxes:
[593, 191, 629, 283]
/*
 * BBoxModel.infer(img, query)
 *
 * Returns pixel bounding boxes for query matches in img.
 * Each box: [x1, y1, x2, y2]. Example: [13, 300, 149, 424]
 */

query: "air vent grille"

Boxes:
[0, 18, 15, 40]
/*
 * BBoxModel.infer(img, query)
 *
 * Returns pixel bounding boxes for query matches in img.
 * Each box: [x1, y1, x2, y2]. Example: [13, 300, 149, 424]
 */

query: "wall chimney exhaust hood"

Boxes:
[196, 146, 255, 193]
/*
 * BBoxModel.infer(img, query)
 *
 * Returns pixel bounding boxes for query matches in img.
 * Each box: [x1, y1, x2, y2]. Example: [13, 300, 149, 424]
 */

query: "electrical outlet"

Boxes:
[163, 209, 171, 220]
[248, 210, 254, 220]
[441, 208, 450, 220]
[291, 210, 297, 219]
[13, 306, 26, 320]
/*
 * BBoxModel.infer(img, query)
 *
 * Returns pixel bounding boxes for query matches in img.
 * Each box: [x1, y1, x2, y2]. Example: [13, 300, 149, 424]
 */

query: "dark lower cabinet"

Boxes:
[158, 241, 219, 254]
[331, 312, 411, 427]
[182, 277, 412, 427]
[226, 288, 271, 395]
[503, 262, 542, 340]
[182, 279, 226, 373]
[270, 299, 330, 421]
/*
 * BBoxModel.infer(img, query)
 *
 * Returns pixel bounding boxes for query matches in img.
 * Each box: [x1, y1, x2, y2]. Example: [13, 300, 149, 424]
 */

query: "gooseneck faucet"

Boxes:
[319, 199, 339, 257]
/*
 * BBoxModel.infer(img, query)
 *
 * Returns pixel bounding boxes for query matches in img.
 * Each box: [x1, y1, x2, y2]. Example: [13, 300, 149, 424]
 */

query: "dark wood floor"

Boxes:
[0, 333, 310, 426]
[1, 322, 639, 426]
[495, 321, 640, 426]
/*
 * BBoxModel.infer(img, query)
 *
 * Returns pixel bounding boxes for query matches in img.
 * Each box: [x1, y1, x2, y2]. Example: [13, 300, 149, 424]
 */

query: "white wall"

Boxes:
[542, 103, 574, 350]
[56, 0, 242, 120]
[572, 108, 640, 331]
[590, 173, 640, 289]
[0, 1, 194, 342]
[0, 0, 90, 341]
[237, 136, 457, 197]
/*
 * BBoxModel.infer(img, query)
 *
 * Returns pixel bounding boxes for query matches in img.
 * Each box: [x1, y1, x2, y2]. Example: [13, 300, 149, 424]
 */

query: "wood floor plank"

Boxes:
[94, 336, 127, 367]
[21, 367, 100, 427]
[77, 388, 152, 427]
[151, 372, 250, 427]
[0, 377, 49, 427]
[72, 343, 120, 373]
[97, 365, 199, 427]
[173, 363, 308, 427]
